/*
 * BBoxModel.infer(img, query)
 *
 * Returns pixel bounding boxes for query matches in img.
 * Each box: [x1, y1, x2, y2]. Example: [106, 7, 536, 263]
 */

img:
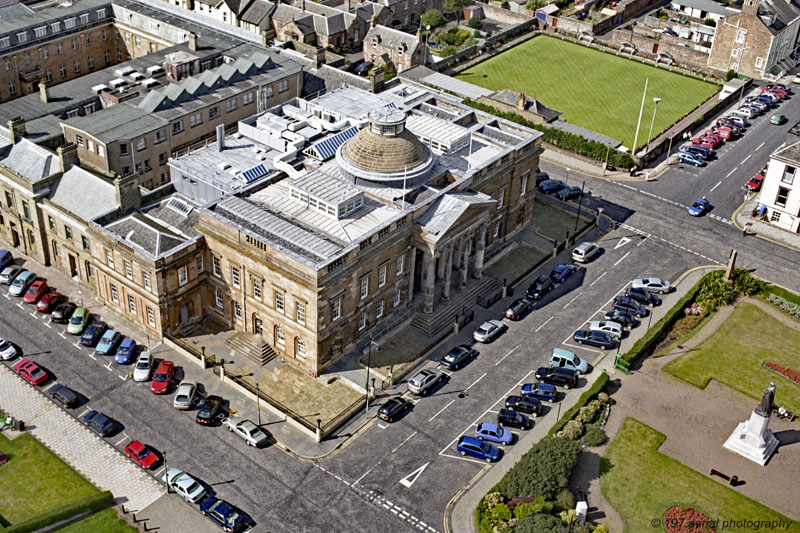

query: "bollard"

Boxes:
[729, 475, 739, 486]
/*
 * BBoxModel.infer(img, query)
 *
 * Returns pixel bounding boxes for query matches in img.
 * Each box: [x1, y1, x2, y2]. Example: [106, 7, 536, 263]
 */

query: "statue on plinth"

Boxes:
[724, 382, 780, 466]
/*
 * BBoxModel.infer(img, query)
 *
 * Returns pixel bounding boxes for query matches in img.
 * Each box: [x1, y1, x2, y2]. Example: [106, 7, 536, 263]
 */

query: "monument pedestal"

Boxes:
[723, 409, 779, 466]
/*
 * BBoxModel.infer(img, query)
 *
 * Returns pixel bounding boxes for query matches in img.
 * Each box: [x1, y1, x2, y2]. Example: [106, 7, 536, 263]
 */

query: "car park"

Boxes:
[377, 397, 413, 422]
[36, 291, 64, 313]
[497, 408, 531, 430]
[0, 265, 21, 284]
[0, 338, 18, 360]
[503, 298, 533, 320]
[631, 278, 671, 293]
[613, 296, 648, 317]
[407, 368, 444, 395]
[440, 345, 477, 370]
[746, 174, 764, 191]
[537, 179, 567, 194]
[473, 319, 505, 343]
[67, 307, 90, 334]
[535, 366, 578, 389]
[556, 185, 582, 201]
[475, 422, 513, 446]
[80, 321, 107, 347]
[688, 197, 710, 216]
[83, 410, 120, 437]
[96, 330, 122, 355]
[133, 352, 153, 382]
[173, 380, 198, 410]
[151, 360, 174, 394]
[771, 113, 787, 125]
[125, 440, 159, 469]
[115, 338, 137, 364]
[550, 347, 590, 374]
[456, 435, 500, 463]
[224, 417, 269, 447]
[196, 395, 224, 425]
[199, 496, 246, 532]
[14, 358, 47, 385]
[588, 320, 623, 339]
[521, 382, 557, 403]
[572, 241, 600, 263]
[625, 287, 661, 306]
[49, 384, 80, 407]
[9, 270, 36, 297]
[573, 330, 616, 349]
[527, 274, 553, 300]
[550, 263, 577, 283]
[604, 310, 637, 328]
[22, 279, 48, 304]
[163, 468, 207, 503]
[504, 395, 542, 416]
[677, 152, 705, 167]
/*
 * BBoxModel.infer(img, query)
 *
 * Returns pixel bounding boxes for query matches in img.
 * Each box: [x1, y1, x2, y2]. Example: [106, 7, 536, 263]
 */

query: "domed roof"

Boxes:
[340, 110, 430, 174]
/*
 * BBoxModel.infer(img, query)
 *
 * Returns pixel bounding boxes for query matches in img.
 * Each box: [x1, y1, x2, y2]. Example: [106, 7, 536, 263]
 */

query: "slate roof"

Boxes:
[760, 0, 800, 33]
[491, 89, 562, 123]
[240, 0, 275, 24]
[671, 0, 727, 17]
[0, 1, 33, 21]
[64, 105, 169, 144]
[365, 25, 420, 54]
[49, 167, 119, 222]
[773, 138, 800, 163]
[274, 1, 355, 35]
[1, 139, 58, 183]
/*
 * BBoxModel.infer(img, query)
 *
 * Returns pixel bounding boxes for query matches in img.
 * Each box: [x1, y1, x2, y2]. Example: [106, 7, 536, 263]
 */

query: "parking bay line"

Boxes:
[59, 330, 66, 339]
[535, 316, 553, 333]
[710, 180, 722, 193]
[464, 372, 487, 392]
[589, 272, 607, 287]
[115, 433, 129, 446]
[428, 399, 456, 423]
[562, 292, 583, 309]
[29, 311, 37, 318]
[391, 431, 418, 454]
[613, 251, 630, 267]
[105, 361, 114, 371]
[495, 344, 519, 366]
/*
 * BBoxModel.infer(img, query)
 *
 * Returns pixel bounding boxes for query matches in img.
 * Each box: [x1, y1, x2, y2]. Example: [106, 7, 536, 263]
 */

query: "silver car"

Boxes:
[132, 352, 153, 382]
[162, 467, 207, 503]
[224, 417, 269, 447]
[473, 319, 505, 343]
[173, 380, 197, 410]
[407, 368, 444, 395]
[0, 338, 17, 360]
[0, 265, 21, 284]
[631, 278, 671, 294]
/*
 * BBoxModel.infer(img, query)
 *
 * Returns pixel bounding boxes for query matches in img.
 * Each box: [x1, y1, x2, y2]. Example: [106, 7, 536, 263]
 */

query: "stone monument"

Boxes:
[723, 382, 780, 465]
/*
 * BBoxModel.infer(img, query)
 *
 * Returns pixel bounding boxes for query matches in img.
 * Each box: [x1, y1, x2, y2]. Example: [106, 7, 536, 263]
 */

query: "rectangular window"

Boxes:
[76, 135, 84, 147]
[136, 138, 146, 151]
[97, 8, 106, 17]
[80, 13, 89, 24]
[102, 29, 108, 41]
[497, 187, 506, 209]
[332, 297, 341, 320]
[276, 325, 285, 346]
[231, 266, 240, 288]
[755, 56, 764, 68]
[358, 312, 366, 331]
[396, 253, 404, 276]
[85, 35, 91, 46]
[16, 32, 27, 43]
[135, 36, 141, 47]
[782, 166, 795, 185]
[21, 201, 30, 221]
[196, 255, 204, 274]
[146, 307, 155, 326]
[4, 60, 9, 71]
[243, 92, 254, 105]
[8, 81, 15, 95]
[234, 301, 242, 320]
[64, 226, 73, 240]
[97, 145, 104, 158]
[493, 221, 500, 238]
[51, 22, 61, 33]
[296, 301, 305, 325]
[776, 187, 790, 207]
[119, 143, 129, 156]
[74, 60, 81, 73]
[142, 272, 151, 290]
[88, 140, 94, 152]
[215, 288, 224, 308]
[731, 48, 739, 58]
[376, 300, 384, 318]
[104, 50, 111, 64]
[124, 261, 132, 279]
[5, 192, 12, 208]
[34, 26, 46, 38]
[23, 53, 30, 66]
[213, 256, 221, 276]
[71, 39, 77, 50]
[393, 288, 401, 307]
[144, 160, 151, 171]
[128, 295, 137, 315]
[735, 29, 746, 43]
[360, 276, 369, 300]
[48, 216, 55, 230]
[379, 264, 387, 287]
[275, 290, 285, 313]
[153, 130, 166, 144]
[226, 99, 237, 112]
[178, 265, 188, 286]
[42, 48, 48, 60]
[0, 37, 8, 48]
[159, 153, 167, 165]
[172, 121, 184, 134]
[208, 106, 220, 119]
[190, 113, 202, 127]
[278, 79, 289, 93]
[297, 338, 306, 358]
[520, 174, 528, 196]
[110, 283, 118, 303]
[253, 279, 261, 300]
[59, 65, 66, 77]
[82, 236, 90, 250]
[771, 210, 781, 222]
[106, 249, 114, 268]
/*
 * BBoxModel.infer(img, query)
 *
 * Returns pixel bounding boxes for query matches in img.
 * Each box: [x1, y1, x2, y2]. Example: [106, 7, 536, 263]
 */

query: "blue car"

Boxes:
[688, 197, 710, 217]
[550, 263, 577, 283]
[538, 179, 567, 194]
[96, 330, 122, 355]
[521, 382, 558, 403]
[115, 338, 137, 364]
[456, 435, 500, 463]
[677, 152, 706, 167]
[199, 496, 245, 532]
[80, 321, 107, 347]
[475, 422, 513, 446]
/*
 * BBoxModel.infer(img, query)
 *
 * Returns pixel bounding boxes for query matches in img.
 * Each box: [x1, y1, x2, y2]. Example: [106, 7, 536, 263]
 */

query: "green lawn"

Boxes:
[601, 418, 800, 532]
[664, 303, 800, 412]
[0, 432, 99, 526]
[57, 508, 137, 533]
[456, 36, 719, 149]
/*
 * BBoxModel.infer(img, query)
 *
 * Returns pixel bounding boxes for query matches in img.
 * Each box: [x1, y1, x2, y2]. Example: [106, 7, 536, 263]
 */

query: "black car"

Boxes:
[535, 367, 578, 389]
[196, 395, 224, 425]
[503, 298, 533, 321]
[83, 410, 120, 437]
[604, 310, 637, 328]
[535, 171, 549, 186]
[377, 397, 412, 422]
[625, 287, 661, 306]
[613, 296, 648, 318]
[497, 408, 531, 430]
[440, 345, 478, 370]
[557, 186, 582, 201]
[80, 321, 107, 347]
[354, 61, 373, 76]
[538, 179, 567, 194]
[49, 383, 80, 408]
[573, 330, 616, 350]
[51, 302, 76, 324]
[504, 395, 542, 417]
[527, 275, 553, 301]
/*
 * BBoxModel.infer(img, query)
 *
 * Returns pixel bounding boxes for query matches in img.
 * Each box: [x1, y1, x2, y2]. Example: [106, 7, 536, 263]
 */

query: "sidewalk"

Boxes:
[734, 194, 800, 252]
[445, 266, 715, 533]
[541, 147, 660, 181]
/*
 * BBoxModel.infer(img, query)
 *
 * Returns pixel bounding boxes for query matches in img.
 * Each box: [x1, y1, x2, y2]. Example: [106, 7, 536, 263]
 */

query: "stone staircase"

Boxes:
[225, 332, 277, 366]
[411, 277, 503, 337]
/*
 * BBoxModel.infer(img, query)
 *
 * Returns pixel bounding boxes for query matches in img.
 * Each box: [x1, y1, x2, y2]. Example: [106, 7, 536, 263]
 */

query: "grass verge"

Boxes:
[56, 508, 137, 533]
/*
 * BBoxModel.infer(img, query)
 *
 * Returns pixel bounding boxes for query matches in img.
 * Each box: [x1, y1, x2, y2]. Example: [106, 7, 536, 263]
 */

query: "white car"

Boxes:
[588, 320, 623, 339]
[473, 319, 505, 343]
[0, 265, 21, 284]
[132, 352, 153, 382]
[0, 338, 17, 360]
[162, 467, 207, 503]
[224, 417, 269, 447]
[173, 380, 197, 410]
[631, 278, 671, 294]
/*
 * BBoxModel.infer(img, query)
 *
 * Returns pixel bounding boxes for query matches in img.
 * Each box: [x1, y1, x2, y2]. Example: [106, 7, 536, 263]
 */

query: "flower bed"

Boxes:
[652, 315, 703, 355]
[764, 361, 800, 387]
[663, 505, 716, 532]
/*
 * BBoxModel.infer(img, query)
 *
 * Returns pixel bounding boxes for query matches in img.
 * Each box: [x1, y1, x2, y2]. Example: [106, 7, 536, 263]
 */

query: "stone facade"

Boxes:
[363, 25, 424, 73]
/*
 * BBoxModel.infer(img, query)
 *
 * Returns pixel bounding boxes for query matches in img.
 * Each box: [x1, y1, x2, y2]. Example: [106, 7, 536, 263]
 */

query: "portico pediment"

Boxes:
[415, 191, 494, 249]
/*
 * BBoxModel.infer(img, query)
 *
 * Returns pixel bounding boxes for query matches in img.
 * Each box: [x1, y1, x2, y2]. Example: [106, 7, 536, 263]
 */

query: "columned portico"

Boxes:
[473, 222, 487, 280]
[407, 245, 417, 304]
[441, 243, 454, 303]
[423, 250, 437, 314]
[459, 230, 473, 290]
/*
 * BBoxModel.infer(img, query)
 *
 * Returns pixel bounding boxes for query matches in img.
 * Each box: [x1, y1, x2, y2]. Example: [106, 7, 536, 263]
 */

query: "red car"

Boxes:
[23, 280, 48, 304]
[150, 360, 174, 394]
[702, 132, 724, 144]
[14, 358, 48, 386]
[763, 87, 787, 99]
[698, 135, 722, 148]
[37, 291, 64, 313]
[692, 138, 715, 151]
[124, 440, 159, 469]
[746, 174, 764, 191]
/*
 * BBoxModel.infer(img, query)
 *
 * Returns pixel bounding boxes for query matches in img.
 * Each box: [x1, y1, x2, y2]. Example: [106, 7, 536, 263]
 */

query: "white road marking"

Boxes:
[725, 168, 737, 178]
[399, 462, 429, 488]
[44, 321, 51, 328]
[438, 452, 488, 465]
[535, 316, 554, 332]
[710, 180, 722, 192]
[589, 272, 607, 287]
[495, 344, 518, 366]
[614, 237, 631, 250]
[115, 433, 129, 446]
[16, 301, 24, 309]
[59, 330, 66, 338]
[391, 431, 418, 454]
[428, 399, 455, 422]
[105, 361, 114, 371]
[756, 142, 765, 151]
[155, 466, 166, 477]
[562, 292, 583, 309]
[29, 311, 37, 318]
[465, 372, 487, 392]
[119, 374, 127, 381]
[79, 408, 91, 417]
[613, 251, 630, 266]
[2, 294, 9, 300]
[741, 154, 751, 164]
[378, 423, 387, 429]
[73, 342, 82, 350]
[87, 351, 95, 360]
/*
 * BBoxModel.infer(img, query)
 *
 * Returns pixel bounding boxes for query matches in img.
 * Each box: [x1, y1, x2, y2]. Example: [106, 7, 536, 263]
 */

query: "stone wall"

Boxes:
[479, 1, 534, 24]
[610, 26, 711, 70]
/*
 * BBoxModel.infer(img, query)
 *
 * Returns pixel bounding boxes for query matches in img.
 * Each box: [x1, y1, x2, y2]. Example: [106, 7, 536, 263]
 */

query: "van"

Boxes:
[572, 242, 601, 263]
[0, 250, 11, 271]
[589, 320, 623, 339]
[549, 347, 590, 374]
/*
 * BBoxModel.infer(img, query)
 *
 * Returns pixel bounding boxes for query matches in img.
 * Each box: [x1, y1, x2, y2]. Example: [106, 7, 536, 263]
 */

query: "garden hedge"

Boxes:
[5, 490, 114, 533]
[547, 372, 609, 437]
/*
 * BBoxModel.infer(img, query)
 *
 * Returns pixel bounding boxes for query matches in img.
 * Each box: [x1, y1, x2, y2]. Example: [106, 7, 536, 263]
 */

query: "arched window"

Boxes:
[253, 315, 263, 335]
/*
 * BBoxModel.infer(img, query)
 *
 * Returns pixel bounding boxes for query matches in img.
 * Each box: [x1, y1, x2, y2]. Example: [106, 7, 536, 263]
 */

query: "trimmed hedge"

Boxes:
[5, 491, 114, 533]
[761, 283, 800, 307]
[547, 372, 609, 437]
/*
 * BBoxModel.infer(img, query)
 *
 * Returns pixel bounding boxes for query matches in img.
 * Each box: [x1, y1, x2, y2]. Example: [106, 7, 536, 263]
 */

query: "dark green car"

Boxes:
[770, 113, 787, 125]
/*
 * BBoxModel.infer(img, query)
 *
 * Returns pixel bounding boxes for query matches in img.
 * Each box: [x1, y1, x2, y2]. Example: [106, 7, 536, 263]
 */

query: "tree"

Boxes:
[421, 9, 446, 29]
[468, 16, 483, 29]
[725, 69, 738, 81]
[443, 0, 468, 16]
[525, 0, 547, 10]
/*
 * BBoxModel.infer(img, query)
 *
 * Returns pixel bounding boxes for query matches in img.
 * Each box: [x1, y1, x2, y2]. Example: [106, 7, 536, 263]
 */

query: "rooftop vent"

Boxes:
[146, 65, 164, 74]
[91, 84, 108, 94]
[109, 78, 126, 88]
[130, 71, 145, 81]
[217, 162, 231, 171]
[140, 78, 158, 88]
[115, 65, 134, 76]
[166, 197, 193, 217]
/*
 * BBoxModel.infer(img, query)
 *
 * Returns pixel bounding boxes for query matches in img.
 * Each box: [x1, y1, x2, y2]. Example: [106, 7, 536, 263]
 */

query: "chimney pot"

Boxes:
[8, 117, 26, 144]
[39, 81, 50, 104]
[188, 32, 198, 51]
[57, 143, 79, 173]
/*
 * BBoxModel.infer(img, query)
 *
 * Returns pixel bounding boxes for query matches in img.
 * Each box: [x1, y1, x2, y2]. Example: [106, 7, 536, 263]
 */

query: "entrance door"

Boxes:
[10, 227, 19, 247]
[413, 249, 423, 295]
[180, 304, 189, 324]
[68, 254, 78, 277]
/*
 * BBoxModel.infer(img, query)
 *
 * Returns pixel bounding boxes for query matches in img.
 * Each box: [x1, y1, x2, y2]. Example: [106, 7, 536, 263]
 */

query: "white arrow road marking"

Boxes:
[399, 462, 429, 488]
[614, 236, 631, 250]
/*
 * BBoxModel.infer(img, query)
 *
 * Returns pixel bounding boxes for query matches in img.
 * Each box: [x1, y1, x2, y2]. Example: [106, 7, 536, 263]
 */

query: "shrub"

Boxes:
[594, 525, 611, 533]
[704, 17, 716, 26]
[496, 437, 582, 501]
[474, 29, 481, 38]
[491, 503, 513, 522]
[767, 293, 800, 318]
[725, 69, 737, 81]
[554, 489, 575, 512]
[512, 497, 553, 519]
[484, 491, 505, 509]
[558, 419, 585, 440]
[582, 425, 606, 447]
[421, 9, 446, 29]
[384, 64, 397, 81]
[548, 373, 610, 436]
[513, 513, 561, 532]
[468, 17, 483, 29]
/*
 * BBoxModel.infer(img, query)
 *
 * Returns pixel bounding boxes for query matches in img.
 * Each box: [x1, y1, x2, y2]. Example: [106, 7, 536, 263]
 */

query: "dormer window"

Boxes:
[372, 37, 378, 45]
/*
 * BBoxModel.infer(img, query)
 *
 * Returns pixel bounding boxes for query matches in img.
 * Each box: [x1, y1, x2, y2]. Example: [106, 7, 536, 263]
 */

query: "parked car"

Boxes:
[67, 307, 90, 334]
[604, 309, 637, 328]
[573, 329, 616, 349]
[631, 278, 671, 294]
[534, 171, 549, 185]
[770, 113, 787, 125]
[504, 395, 542, 416]
[625, 286, 661, 306]
[497, 408, 532, 430]
[196, 395, 224, 425]
[173, 380, 198, 410]
[521, 382, 558, 403]
[716, 118, 744, 132]
[725, 115, 747, 128]
[688, 197, 711, 216]
[49, 383, 80, 407]
[764, 87, 787, 98]
[378, 397, 413, 422]
[115, 338, 137, 364]
[707, 126, 733, 141]
[163, 468, 207, 503]
[407, 368, 444, 395]
[80, 321, 107, 347]
[199, 496, 246, 532]
[556, 185, 582, 201]
[691, 136, 716, 149]
[613, 296, 648, 317]
[793, 73, 800, 83]
[125, 440, 159, 469]
[550, 347, 590, 374]
[572, 241, 601, 263]
[224, 417, 269, 447]
[9, 270, 36, 297]
[0, 265, 21, 284]
[36, 291, 64, 313]
[0, 338, 18, 360]
[83, 410, 120, 437]
[456, 435, 500, 463]
[550, 263, 577, 283]
[0, 250, 12, 271]
[535, 366, 578, 389]
[767, 83, 791, 93]
[96, 330, 122, 355]
[527, 274, 553, 300]
[701, 132, 724, 145]
[746, 174, 765, 191]
[745, 100, 768, 113]
[440, 345, 477, 370]
[759, 91, 781, 103]
[150, 360, 175, 394]
[133, 352, 153, 382]
[14, 358, 48, 386]
[680, 145, 711, 160]
[22, 279, 48, 304]
[473, 319, 505, 343]
[353, 61, 373, 76]
[537, 179, 567, 194]
[733, 107, 757, 119]
[588, 320, 623, 339]
[677, 152, 706, 167]
[503, 298, 533, 321]
[475, 422, 513, 446]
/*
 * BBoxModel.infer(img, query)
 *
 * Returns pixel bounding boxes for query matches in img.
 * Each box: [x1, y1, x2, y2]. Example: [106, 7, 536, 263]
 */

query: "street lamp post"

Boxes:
[565, 167, 570, 187]
[365, 336, 379, 416]
[632, 78, 649, 155]
[647, 97, 661, 151]
[573, 181, 586, 236]
[256, 380, 262, 426]
[163, 451, 169, 492]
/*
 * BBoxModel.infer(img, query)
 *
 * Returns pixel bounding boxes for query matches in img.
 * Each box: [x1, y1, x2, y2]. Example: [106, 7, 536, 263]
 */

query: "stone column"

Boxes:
[407, 247, 416, 304]
[472, 223, 487, 280]
[437, 247, 447, 279]
[459, 231, 473, 290]
[441, 243, 455, 303]
[423, 252, 436, 314]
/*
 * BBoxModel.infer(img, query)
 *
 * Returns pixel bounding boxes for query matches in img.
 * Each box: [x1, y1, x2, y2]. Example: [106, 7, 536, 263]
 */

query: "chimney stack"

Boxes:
[39, 81, 50, 104]
[8, 117, 26, 144]
[517, 92, 525, 110]
[216, 124, 225, 151]
[188, 32, 198, 51]
[57, 143, 79, 173]
[115, 172, 142, 213]
[742, 0, 759, 15]
[369, 65, 385, 93]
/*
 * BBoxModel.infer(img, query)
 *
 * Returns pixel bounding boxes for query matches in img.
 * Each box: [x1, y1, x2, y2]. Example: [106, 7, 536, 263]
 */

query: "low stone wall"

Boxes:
[479, 1, 534, 24]
[610, 26, 711, 70]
